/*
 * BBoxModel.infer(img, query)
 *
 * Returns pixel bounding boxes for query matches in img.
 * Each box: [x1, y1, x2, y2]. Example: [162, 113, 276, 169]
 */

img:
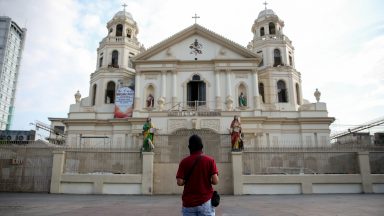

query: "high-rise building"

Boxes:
[0, 17, 26, 130]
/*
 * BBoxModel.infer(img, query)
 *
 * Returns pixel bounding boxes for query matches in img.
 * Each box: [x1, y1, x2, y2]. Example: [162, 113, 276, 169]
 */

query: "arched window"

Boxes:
[127, 29, 132, 38]
[92, 84, 97, 106]
[269, 22, 276, 34]
[111, 50, 118, 68]
[277, 80, 288, 103]
[273, 49, 282, 67]
[259, 83, 265, 103]
[105, 81, 116, 104]
[99, 57, 103, 68]
[295, 83, 301, 105]
[260, 27, 265, 36]
[257, 50, 264, 67]
[116, 24, 123, 36]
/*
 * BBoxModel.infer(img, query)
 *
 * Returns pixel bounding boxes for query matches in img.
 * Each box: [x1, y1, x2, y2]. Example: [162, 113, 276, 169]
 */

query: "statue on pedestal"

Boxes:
[142, 117, 155, 152]
[230, 115, 243, 151]
[238, 92, 247, 107]
[157, 97, 165, 111]
[225, 96, 233, 111]
[314, 88, 321, 102]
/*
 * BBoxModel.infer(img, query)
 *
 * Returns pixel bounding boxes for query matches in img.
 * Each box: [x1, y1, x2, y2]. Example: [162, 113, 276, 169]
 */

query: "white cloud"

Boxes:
[0, 0, 383, 131]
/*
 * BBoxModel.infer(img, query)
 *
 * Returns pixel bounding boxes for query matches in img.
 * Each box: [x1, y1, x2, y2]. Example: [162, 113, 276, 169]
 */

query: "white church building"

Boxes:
[50, 6, 334, 149]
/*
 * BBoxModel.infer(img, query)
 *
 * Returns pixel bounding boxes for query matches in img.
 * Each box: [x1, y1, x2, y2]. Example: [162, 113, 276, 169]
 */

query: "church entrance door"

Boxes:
[187, 75, 206, 107]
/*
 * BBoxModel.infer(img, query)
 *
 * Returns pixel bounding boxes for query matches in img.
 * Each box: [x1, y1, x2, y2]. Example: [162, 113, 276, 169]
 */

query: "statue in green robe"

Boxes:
[142, 117, 155, 152]
[239, 92, 247, 107]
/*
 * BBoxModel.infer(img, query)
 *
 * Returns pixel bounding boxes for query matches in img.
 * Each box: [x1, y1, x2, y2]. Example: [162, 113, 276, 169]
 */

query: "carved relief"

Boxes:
[168, 119, 187, 132]
[200, 119, 220, 132]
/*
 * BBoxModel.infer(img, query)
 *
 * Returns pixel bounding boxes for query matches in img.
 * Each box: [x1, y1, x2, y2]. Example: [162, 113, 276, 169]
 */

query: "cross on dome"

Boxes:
[263, 1, 268, 10]
[122, 3, 128, 12]
[192, 13, 200, 24]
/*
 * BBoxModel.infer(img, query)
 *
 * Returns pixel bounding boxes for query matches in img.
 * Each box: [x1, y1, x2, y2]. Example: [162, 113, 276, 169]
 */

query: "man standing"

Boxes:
[176, 135, 219, 216]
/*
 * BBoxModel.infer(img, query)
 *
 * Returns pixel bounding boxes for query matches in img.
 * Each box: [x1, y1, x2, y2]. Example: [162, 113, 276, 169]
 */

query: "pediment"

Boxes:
[133, 24, 260, 62]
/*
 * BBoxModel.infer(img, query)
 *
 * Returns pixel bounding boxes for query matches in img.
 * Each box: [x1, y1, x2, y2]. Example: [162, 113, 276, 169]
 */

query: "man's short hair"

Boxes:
[188, 134, 203, 153]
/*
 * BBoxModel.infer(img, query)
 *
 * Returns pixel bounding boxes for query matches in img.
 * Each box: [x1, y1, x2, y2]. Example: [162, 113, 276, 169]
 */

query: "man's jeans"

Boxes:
[182, 199, 215, 216]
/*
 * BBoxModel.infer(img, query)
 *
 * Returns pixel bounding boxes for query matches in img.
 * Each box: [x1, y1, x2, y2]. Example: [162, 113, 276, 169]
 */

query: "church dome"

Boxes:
[257, 9, 276, 18]
[113, 10, 134, 20]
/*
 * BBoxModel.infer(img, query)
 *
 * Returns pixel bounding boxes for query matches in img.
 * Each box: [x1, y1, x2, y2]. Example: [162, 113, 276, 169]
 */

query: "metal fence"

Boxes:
[63, 148, 142, 174]
[0, 145, 53, 192]
[242, 147, 372, 175]
[152, 130, 232, 163]
[369, 151, 384, 174]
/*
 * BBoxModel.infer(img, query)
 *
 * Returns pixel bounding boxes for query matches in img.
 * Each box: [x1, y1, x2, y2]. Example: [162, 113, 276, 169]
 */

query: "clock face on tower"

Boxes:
[189, 39, 203, 56]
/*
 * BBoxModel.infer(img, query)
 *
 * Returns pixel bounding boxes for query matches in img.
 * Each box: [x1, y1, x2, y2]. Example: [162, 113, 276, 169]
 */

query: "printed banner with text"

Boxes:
[114, 87, 134, 118]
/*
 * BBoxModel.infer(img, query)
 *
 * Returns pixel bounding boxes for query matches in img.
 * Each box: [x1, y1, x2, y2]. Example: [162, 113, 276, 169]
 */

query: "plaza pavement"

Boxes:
[0, 193, 383, 216]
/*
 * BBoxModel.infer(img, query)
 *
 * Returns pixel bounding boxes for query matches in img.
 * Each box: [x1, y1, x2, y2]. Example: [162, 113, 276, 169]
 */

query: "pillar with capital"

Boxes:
[252, 70, 261, 110]
[215, 69, 222, 110]
[134, 71, 141, 110]
[171, 70, 178, 107]
[225, 69, 233, 111]
[158, 70, 167, 111]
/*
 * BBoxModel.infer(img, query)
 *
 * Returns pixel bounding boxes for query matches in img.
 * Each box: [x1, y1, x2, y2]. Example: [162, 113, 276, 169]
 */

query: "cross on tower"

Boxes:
[263, 1, 268, 10]
[122, 3, 128, 12]
[192, 13, 200, 24]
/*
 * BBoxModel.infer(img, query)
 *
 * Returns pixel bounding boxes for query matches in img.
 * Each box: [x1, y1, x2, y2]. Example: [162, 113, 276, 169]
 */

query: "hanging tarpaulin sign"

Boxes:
[114, 86, 134, 118]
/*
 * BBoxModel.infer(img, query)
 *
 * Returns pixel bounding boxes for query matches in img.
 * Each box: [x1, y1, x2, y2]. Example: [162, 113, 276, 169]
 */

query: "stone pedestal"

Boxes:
[142, 152, 154, 194]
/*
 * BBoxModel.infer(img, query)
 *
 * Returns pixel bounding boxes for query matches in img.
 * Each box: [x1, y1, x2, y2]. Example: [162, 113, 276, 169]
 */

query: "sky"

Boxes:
[0, 0, 383, 135]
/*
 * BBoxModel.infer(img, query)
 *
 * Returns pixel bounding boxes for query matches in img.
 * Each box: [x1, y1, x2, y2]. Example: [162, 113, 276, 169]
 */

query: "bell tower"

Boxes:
[89, 6, 144, 107]
[248, 3, 302, 111]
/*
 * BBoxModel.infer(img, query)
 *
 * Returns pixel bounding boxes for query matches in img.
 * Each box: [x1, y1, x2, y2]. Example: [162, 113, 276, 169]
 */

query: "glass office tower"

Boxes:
[0, 17, 26, 130]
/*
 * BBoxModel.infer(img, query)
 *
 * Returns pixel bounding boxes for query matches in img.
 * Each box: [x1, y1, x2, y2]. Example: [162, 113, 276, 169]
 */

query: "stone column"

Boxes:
[225, 70, 233, 110]
[172, 70, 178, 107]
[231, 151, 243, 195]
[50, 151, 65, 193]
[161, 70, 166, 98]
[134, 71, 141, 110]
[358, 151, 373, 193]
[252, 70, 261, 109]
[215, 70, 222, 110]
[142, 152, 154, 195]
[226, 69, 232, 96]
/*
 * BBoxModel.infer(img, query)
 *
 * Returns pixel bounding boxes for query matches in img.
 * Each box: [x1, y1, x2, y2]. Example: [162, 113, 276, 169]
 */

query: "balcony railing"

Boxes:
[254, 34, 292, 44]
[167, 100, 221, 116]
[100, 36, 140, 46]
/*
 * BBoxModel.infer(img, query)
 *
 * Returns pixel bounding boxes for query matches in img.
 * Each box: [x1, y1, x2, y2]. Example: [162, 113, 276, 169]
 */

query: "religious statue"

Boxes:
[142, 117, 155, 152]
[146, 93, 154, 108]
[314, 88, 321, 102]
[239, 92, 247, 107]
[74, 90, 81, 103]
[230, 115, 243, 151]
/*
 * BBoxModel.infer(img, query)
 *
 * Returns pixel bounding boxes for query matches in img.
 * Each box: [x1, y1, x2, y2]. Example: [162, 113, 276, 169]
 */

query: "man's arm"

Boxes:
[211, 174, 219, 185]
[177, 178, 185, 186]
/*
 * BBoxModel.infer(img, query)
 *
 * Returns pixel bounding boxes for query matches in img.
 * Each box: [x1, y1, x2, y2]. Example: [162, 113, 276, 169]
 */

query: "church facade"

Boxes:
[50, 7, 334, 149]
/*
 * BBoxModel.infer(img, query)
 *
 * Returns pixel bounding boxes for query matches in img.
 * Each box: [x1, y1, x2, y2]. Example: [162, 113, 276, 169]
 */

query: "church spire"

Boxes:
[263, 0, 268, 10]
[122, 3, 127, 12]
